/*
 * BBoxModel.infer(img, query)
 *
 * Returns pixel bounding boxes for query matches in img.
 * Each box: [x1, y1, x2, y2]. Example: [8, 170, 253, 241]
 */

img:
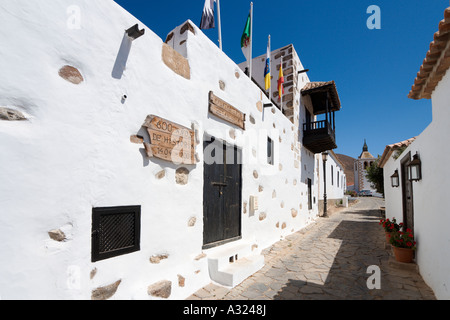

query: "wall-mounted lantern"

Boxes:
[391, 170, 400, 188]
[408, 153, 422, 182]
[126, 24, 145, 41]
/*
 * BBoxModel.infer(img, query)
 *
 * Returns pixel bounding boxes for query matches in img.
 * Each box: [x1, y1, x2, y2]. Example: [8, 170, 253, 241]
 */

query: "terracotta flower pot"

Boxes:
[393, 246, 414, 263]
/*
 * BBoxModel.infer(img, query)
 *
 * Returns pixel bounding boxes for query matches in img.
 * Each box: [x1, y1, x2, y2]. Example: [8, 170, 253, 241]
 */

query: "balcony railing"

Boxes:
[303, 120, 337, 154]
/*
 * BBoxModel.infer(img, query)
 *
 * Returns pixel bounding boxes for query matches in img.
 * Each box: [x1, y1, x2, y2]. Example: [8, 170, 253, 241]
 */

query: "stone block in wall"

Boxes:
[284, 67, 294, 76]
[91, 280, 122, 300]
[155, 170, 166, 180]
[59, 65, 84, 84]
[284, 109, 294, 118]
[148, 280, 172, 299]
[180, 21, 196, 35]
[130, 135, 144, 144]
[48, 229, 66, 242]
[162, 43, 191, 80]
[284, 93, 294, 103]
[0, 107, 27, 121]
[178, 275, 185, 287]
[175, 167, 190, 185]
[259, 212, 267, 221]
[150, 254, 169, 264]
[188, 216, 197, 227]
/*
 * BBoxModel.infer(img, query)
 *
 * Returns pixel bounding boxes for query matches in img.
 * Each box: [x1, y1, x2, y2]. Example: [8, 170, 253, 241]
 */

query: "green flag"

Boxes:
[241, 13, 251, 62]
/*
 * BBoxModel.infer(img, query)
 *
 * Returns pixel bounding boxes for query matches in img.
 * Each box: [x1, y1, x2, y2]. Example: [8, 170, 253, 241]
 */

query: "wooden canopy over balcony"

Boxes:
[301, 81, 341, 115]
[301, 81, 341, 154]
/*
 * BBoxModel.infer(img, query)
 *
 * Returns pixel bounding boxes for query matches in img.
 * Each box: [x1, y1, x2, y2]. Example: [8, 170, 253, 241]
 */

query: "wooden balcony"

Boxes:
[303, 120, 337, 154]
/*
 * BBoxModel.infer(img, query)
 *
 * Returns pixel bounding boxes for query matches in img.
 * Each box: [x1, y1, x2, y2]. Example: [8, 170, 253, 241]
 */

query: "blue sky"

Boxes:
[114, 0, 448, 159]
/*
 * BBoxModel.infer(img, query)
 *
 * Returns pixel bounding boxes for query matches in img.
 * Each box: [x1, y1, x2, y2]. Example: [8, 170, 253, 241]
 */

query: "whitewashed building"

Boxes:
[317, 150, 347, 211]
[239, 46, 346, 215]
[0, 1, 343, 300]
[380, 5, 450, 300]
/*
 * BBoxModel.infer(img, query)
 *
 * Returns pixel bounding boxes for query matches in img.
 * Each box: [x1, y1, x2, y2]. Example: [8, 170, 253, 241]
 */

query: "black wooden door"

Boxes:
[203, 137, 242, 249]
[401, 153, 414, 232]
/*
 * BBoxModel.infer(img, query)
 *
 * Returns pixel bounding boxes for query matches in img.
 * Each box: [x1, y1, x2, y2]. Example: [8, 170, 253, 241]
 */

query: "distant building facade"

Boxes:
[317, 150, 347, 212]
[354, 140, 377, 194]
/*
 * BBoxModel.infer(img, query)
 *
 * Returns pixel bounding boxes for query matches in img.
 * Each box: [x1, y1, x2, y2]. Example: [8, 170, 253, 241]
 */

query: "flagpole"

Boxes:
[280, 54, 283, 114]
[249, 2, 253, 79]
[269, 34, 272, 102]
[217, 0, 223, 50]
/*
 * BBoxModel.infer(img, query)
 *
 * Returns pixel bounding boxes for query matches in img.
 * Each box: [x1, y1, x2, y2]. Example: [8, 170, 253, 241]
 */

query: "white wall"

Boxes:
[383, 69, 450, 300]
[317, 152, 346, 201]
[0, 0, 321, 300]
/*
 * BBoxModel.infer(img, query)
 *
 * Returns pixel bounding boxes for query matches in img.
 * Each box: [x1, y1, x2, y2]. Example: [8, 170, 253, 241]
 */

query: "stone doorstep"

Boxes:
[206, 242, 265, 288]
[387, 256, 419, 273]
[209, 254, 265, 288]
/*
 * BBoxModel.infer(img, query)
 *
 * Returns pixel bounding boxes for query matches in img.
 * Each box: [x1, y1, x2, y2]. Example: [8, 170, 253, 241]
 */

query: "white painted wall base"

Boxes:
[206, 241, 264, 288]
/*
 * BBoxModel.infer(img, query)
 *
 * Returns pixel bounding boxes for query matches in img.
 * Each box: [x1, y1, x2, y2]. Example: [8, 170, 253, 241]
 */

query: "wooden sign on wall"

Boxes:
[142, 115, 196, 165]
[208, 91, 246, 130]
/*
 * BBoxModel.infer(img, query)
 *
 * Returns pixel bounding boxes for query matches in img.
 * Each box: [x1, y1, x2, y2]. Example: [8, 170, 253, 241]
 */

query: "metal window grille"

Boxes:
[91, 206, 141, 262]
[267, 137, 274, 165]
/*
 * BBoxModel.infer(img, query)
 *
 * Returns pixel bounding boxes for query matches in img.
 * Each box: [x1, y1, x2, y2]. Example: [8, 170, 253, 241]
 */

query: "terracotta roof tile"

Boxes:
[301, 80, 341, 110]
[379, 137, 417, 168]
[409, 7, 450, 100]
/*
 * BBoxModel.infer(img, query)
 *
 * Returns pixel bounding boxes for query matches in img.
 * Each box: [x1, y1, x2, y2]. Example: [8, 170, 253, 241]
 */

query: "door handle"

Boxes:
[211, 182, 228, 187]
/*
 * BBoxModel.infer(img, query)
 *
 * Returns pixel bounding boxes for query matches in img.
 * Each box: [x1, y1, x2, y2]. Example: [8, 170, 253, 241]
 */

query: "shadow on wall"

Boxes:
[112, 33, 132, 79]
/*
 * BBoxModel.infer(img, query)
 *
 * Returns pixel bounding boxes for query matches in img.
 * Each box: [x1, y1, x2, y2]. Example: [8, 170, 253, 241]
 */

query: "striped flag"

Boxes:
[264, 36, 271, 91]
[278, 61, 285, 100]
[200, 0, 215, 30]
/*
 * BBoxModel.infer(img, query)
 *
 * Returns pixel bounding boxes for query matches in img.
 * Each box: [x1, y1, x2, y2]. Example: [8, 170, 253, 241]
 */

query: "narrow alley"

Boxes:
[189, 198, 436, 300]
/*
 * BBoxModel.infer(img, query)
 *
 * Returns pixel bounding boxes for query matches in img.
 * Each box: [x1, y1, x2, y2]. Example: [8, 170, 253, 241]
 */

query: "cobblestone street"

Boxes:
[188, 198, 436, 300]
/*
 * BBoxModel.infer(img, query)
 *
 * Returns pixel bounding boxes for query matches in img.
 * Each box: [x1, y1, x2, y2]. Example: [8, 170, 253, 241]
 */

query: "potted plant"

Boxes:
[379, 218, 400, 243]
[389, 229, 417, 263]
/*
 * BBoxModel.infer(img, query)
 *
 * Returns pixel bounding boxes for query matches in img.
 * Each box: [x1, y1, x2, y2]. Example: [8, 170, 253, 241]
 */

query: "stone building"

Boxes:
[353, 140, 378, 194]
[0, 0, 344, 300]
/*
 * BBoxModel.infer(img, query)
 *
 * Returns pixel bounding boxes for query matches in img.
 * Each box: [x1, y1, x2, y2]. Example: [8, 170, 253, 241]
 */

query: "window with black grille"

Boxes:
[91, 206, 141, 262]
[267, 137, 274, 165]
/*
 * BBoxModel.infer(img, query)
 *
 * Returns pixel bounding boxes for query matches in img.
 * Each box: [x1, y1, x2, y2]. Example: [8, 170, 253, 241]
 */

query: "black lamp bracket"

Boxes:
[126, 24, 145, 41]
